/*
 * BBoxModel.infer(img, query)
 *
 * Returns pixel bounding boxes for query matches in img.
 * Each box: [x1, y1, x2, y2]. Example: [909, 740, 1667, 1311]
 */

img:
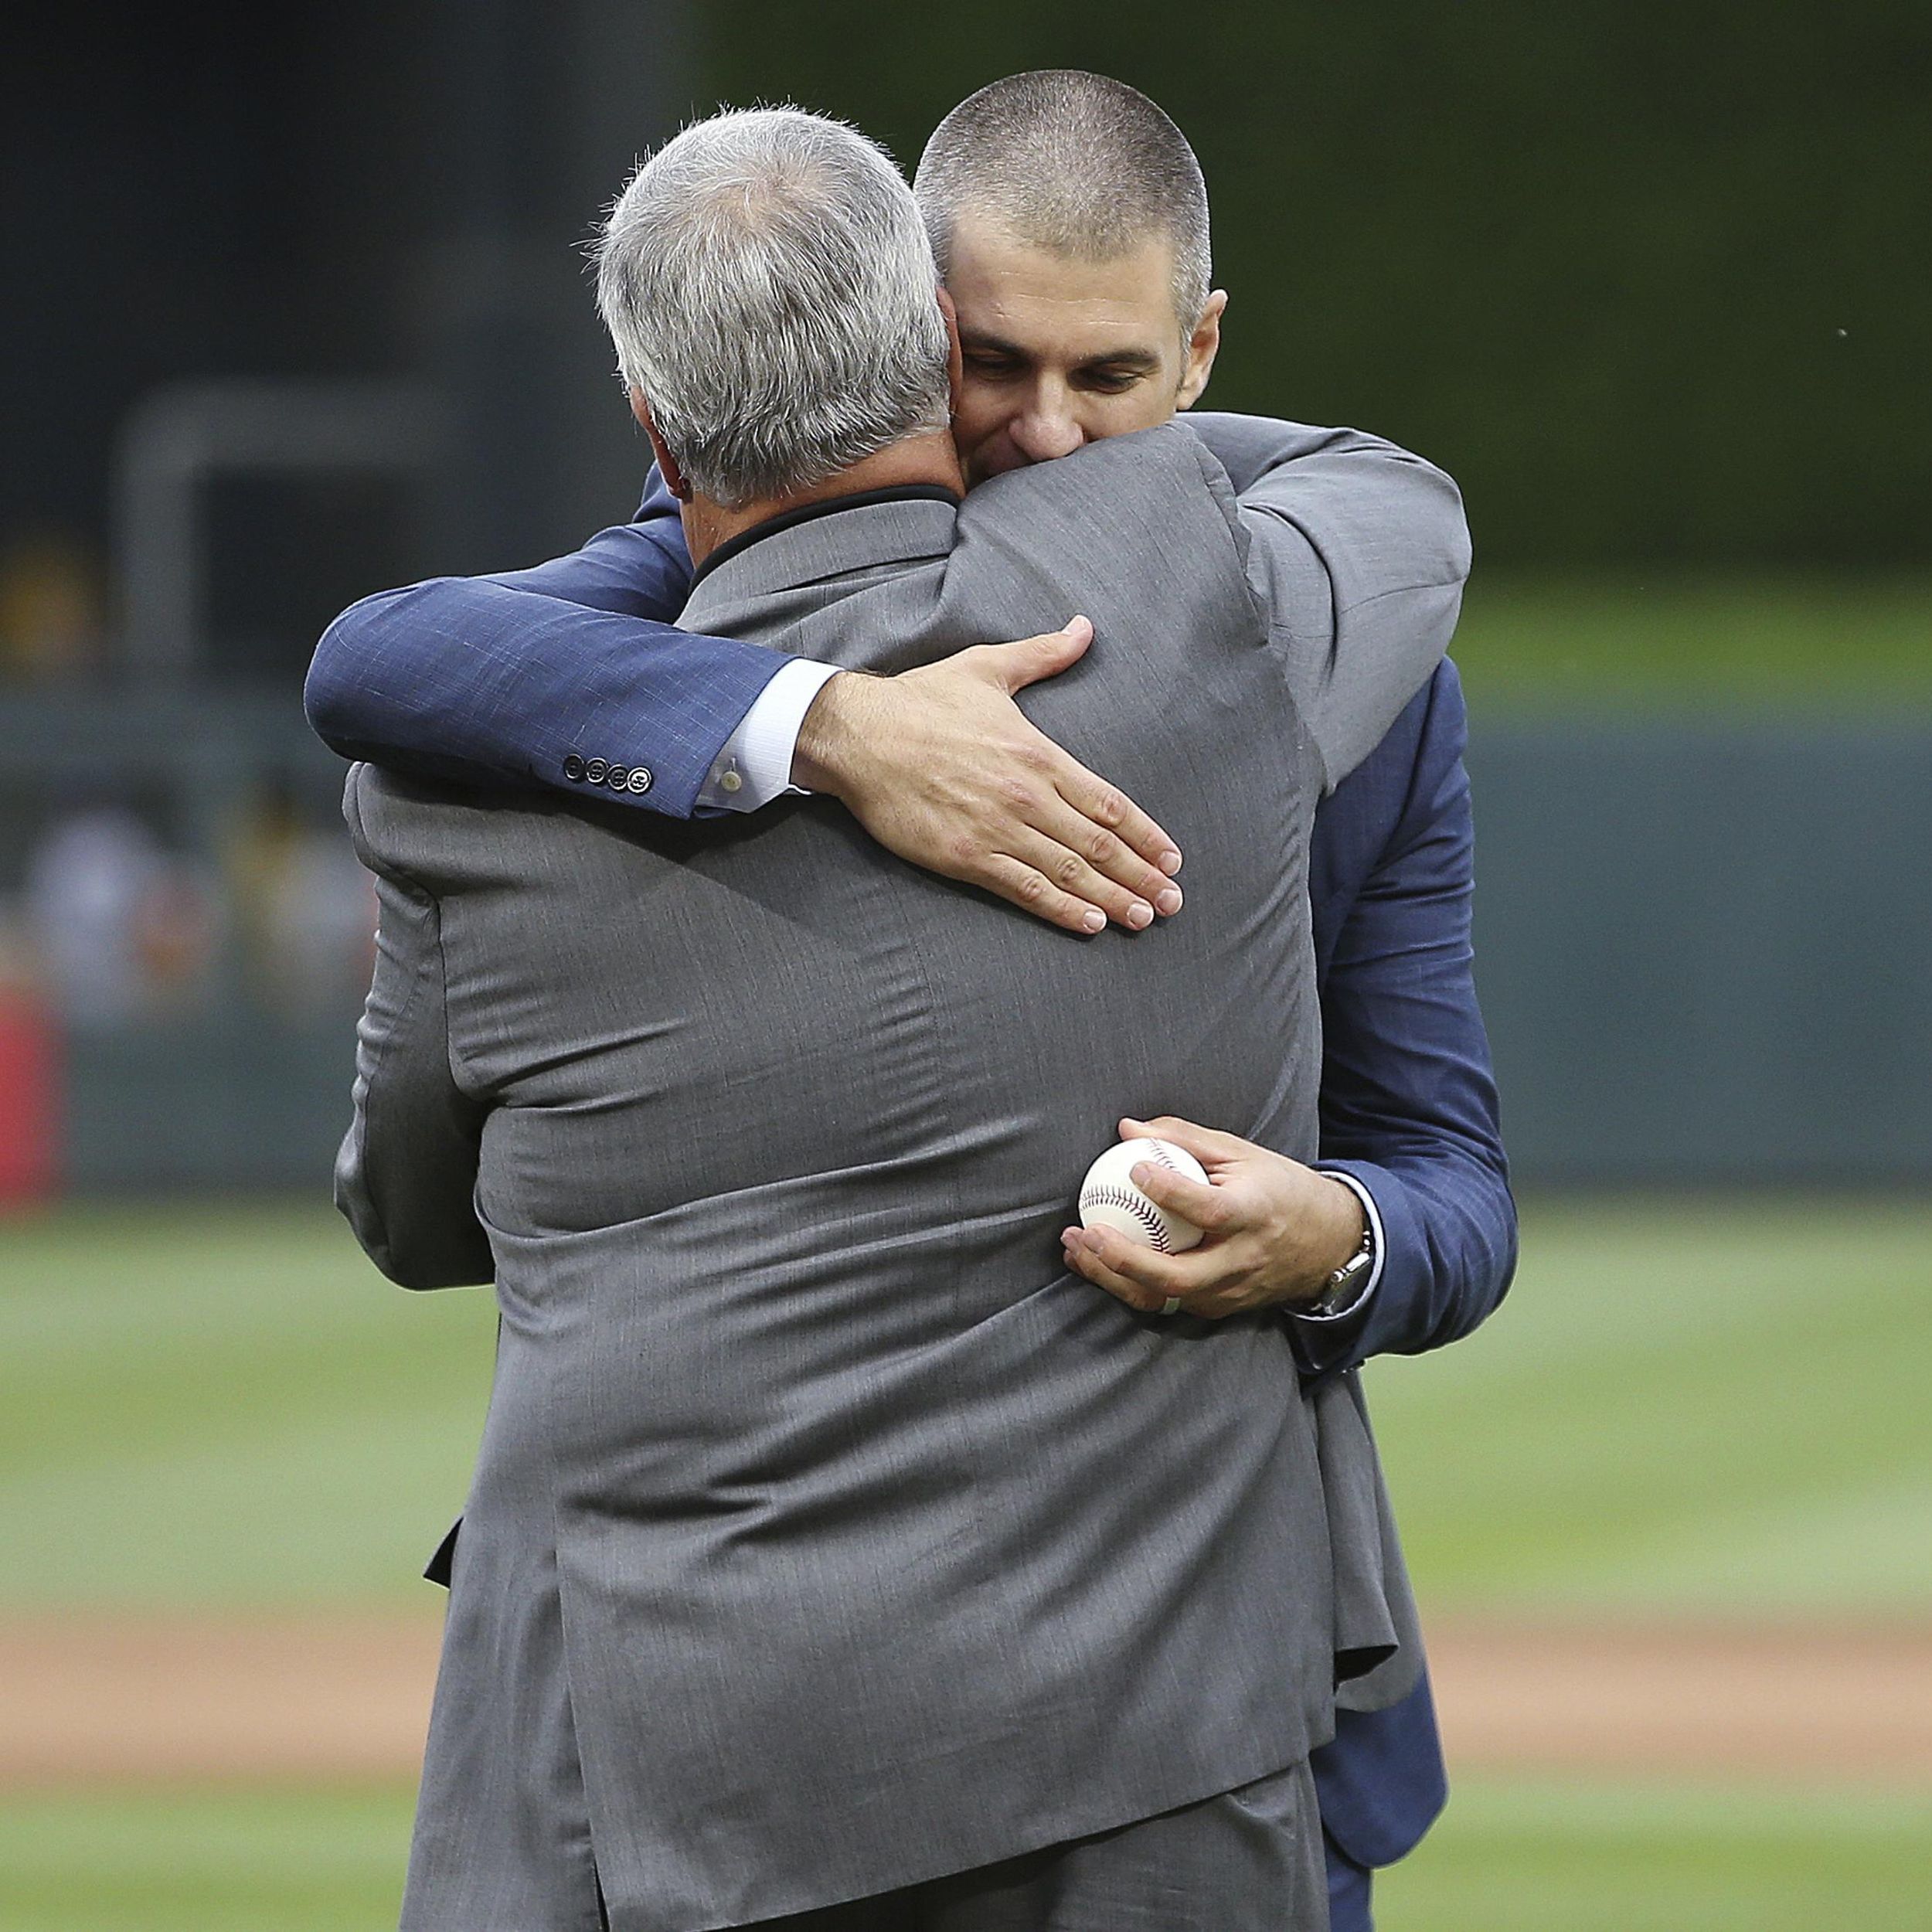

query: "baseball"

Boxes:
[1077, 1138, 1209, 1253]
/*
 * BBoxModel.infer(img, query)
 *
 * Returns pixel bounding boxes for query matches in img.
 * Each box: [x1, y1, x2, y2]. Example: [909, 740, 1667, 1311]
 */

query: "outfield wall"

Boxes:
[1469, 721, 1932, 1183]
[2, 696, 1925, 1191]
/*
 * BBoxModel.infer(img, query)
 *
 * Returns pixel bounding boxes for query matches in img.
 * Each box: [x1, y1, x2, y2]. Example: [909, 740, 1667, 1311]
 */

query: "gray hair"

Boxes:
[914, 71, 1212, 334]
[595, 108, 952, 509]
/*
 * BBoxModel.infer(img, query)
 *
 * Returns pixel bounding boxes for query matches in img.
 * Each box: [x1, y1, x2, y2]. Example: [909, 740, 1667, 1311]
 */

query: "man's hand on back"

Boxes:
[791, 617, 1184, 935]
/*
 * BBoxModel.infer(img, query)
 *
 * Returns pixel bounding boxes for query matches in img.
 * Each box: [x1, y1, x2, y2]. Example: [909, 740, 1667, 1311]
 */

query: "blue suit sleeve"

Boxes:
[1298, 662, 1519, 1378]
[303, 469, 789, 819]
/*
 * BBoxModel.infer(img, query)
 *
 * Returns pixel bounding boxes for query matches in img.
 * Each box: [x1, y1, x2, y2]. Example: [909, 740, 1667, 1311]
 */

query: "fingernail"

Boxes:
[1127, 900, 1153, 930]
[1159, 849, 1182, 875]
[1155, 886, 1182, 916]
[1081, 908, 1105, 933]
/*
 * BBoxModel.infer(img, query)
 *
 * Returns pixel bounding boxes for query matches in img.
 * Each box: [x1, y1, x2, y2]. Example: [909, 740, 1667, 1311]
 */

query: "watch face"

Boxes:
[1319, 1243, 1373, 1313]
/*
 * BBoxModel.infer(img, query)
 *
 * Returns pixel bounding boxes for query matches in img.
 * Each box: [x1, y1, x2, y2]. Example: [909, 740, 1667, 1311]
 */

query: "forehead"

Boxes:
[944, 213, 1179, 349]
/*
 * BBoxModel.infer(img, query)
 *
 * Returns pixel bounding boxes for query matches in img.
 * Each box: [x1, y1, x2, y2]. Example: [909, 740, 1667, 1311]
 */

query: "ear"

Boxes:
[937, 285, 965, 416]
[629, 389, 691, 502]
[1175, 289, 1228, 413]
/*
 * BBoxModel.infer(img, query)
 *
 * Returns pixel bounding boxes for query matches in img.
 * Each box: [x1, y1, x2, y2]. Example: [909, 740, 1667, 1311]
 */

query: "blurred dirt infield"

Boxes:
[3, 1617, 1930, 1786]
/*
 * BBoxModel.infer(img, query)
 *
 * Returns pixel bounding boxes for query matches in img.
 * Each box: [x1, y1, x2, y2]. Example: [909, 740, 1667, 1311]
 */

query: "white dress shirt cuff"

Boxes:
[1300, 1168, 1388, 1322]
[696, 658, 842, 813]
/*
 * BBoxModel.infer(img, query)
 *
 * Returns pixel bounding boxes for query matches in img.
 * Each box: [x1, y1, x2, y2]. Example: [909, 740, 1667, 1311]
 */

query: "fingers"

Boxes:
[980, 721, 1182, 917]
[1066, 1222, 1265, 1323]
[1061, 1226, 1179, 1313]
[827, 631, 1183, 936]
[1053, 763, 1182, 885]
[1031, 785, 1182, 917]
[977, 855, 1111, 936]
[1121, 1114, 1258, 1168]
[1002, 819, 1179, 933]
[974, 621, 1182, 885]
[961, 761, 1183, 931]
[1124, 1158, 1233, 1237]
[982, 616, 1094, 692]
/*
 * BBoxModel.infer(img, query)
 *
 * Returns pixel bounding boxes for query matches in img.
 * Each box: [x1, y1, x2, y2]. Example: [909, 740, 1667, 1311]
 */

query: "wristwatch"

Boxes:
[1305, 1215, 1376, 1318]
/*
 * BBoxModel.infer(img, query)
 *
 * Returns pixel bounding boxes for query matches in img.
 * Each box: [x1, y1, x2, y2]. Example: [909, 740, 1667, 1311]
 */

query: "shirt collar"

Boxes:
[688, 484, 964, 588]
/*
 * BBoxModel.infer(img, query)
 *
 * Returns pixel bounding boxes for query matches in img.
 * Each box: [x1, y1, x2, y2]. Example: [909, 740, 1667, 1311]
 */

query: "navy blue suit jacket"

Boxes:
[306, 471, 784, 817]
[307, 467, 1516, 1871]
[1302, 653, 1516, 1867]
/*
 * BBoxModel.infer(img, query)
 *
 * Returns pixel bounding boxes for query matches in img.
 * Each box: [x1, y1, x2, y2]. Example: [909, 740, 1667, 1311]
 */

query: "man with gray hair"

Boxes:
[340, 104, 1467, 1930]
[596, 110, 954, 512]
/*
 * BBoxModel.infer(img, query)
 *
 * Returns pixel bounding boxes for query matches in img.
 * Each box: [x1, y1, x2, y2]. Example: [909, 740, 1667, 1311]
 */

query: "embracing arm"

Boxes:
[307, 471, 1182, 934]
[333, 768, 493, 1291]
[1062, 665, 1516, 1369]
[305, 474, 785, 818]
[1297, 663, 1517, 1374]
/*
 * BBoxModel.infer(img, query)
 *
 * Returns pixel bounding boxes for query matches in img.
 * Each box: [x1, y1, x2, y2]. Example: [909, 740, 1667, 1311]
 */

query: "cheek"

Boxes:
[950, 380, 995, 438]
[951, 383, 1022, 477]
[1080, 391, 1172, 441]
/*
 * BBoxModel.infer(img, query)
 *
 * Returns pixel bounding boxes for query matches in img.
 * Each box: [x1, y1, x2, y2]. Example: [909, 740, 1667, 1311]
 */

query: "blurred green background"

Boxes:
[5, 2, 1930, 1927]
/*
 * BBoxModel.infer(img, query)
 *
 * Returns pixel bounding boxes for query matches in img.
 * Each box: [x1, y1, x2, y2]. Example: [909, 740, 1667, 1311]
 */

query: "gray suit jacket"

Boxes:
[338, 419, 1468, 1931]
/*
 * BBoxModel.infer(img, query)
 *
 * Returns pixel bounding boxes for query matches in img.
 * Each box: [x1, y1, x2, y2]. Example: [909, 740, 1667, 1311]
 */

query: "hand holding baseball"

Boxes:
[1061, 1116, 1367, 1321]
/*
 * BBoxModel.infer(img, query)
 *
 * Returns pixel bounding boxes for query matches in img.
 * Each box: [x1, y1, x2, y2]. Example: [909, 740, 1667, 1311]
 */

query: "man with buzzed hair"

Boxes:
[915, 67, 1215, 339]
[911, 71, 1227, 491]
[315, 74, 1513, 1932]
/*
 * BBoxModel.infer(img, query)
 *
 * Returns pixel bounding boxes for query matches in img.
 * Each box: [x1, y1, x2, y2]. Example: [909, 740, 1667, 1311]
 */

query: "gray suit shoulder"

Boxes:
[963, 420, 1250, 561]
[1180, 414, 1470, 791]
[1189, 411, 1465, 542]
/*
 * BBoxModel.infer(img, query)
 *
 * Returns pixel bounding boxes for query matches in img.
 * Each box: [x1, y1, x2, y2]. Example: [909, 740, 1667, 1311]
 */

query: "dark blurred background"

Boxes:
[1, 0, 1928, 1193]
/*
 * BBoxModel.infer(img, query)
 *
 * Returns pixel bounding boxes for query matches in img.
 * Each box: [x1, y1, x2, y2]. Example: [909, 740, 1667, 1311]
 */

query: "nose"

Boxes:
[1009, 394, 1084, 463]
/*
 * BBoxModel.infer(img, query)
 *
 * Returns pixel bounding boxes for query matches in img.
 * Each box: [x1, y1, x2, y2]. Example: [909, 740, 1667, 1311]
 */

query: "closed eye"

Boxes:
[1077, 364, 1152, 393]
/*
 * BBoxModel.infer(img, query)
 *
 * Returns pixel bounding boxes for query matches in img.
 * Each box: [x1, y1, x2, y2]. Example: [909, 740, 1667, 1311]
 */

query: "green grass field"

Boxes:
[1376, 1781, 1932, 1932]
[1449, 572, 1932, 714]
[2, 1197, 1928, 1928]
[1, 1778, 1927, 1932]
[5, 1196, 1927, 1615]
[1369, 1197, 1932, 1615]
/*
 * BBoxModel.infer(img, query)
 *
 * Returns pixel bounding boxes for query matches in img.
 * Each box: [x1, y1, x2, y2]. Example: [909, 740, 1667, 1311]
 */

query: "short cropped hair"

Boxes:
[914, 71, 1211, 332]
[595, 108, 951, 509]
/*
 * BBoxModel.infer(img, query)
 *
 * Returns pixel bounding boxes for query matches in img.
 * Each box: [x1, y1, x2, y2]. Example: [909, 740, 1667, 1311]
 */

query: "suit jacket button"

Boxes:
[563, 753, 586, 781]
[584, 757, 608, 785]
[627, 767, 653, 794]
[605, 764, 630, 790]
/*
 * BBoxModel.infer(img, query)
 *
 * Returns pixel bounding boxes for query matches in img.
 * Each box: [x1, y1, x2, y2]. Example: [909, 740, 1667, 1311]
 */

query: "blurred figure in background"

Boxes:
[22, 801, 216, 1027]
